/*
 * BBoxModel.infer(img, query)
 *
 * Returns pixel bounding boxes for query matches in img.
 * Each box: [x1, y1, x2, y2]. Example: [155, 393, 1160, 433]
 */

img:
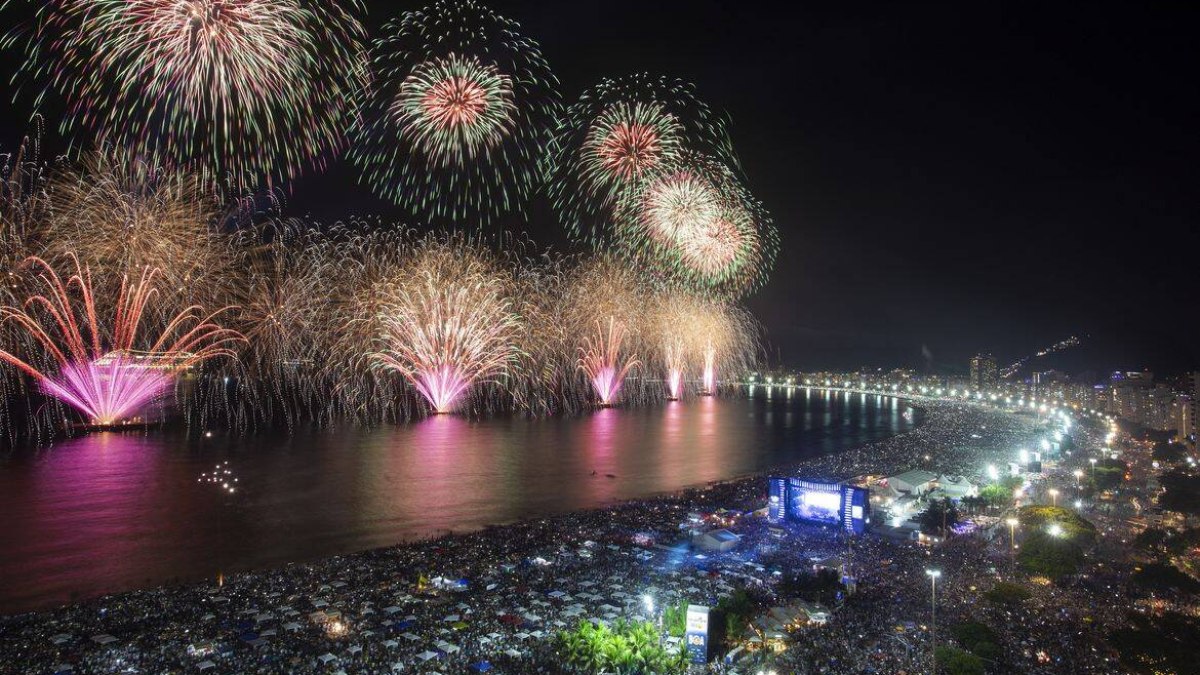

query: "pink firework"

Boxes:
[578, 317, 640, 406]
[666, 368, 683, 400]
[0, 256, 243, 426]
[410, 363, 471, 415]
[702, 340, 717, 395]
[421, 75, 491, 129]
[663, 342, 684, 400]
[371, 243, 522, 415]
[595, 121, 663, 182]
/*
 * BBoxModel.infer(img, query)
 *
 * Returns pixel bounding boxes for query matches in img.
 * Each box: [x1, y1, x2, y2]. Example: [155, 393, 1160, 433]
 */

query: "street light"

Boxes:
[926, 569, 941, 674]
[1048, 523, 1064, 538]
[1048, 488, 1059, 507]
[1072, 469, 1083, 487]
[1089, 457, 1097, 482]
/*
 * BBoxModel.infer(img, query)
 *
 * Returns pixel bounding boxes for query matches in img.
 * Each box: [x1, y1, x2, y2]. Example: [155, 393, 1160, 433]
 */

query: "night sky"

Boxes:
[3, 1, 1197, 376]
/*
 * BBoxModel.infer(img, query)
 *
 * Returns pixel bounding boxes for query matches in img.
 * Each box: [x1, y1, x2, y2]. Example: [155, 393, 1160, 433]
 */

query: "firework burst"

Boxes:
[0, 255, 243, 426]
[370, 235, 522, 414]
[6, 0, 368, 190]
[617, 152, 778, 298]
[351, 0, 559, 225]
[544, 74, 736, 245]
[37, 153, 242, 315]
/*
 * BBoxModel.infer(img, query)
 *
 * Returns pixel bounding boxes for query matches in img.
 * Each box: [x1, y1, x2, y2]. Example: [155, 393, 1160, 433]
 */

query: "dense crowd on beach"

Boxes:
[0, 399, 1131, 674]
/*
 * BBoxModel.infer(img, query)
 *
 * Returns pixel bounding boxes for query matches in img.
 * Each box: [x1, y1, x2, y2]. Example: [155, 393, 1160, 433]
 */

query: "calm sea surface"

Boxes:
[0, 388, 916, 614]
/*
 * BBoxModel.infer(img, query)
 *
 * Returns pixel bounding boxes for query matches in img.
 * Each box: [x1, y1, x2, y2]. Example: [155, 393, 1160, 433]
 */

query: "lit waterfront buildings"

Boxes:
[969, 353, 998, 391]
[754, 362, 1197, 449]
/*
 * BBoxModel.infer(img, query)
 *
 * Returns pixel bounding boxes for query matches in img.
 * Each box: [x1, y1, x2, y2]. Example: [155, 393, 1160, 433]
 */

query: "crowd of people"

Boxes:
[0, 399, 1134, 674]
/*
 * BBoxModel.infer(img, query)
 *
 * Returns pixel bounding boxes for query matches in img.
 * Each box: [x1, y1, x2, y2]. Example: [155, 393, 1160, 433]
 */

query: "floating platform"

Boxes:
[73, 420, 159, 433]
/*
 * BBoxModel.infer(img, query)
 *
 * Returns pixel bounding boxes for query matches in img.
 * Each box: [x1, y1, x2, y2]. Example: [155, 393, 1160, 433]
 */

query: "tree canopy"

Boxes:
[1160, 473, 1200, 516]
[556, 619, 687, 674]
[935, 645, 985, 675]
[919, 497, 960, 535]
[983, 581, 1031, 606]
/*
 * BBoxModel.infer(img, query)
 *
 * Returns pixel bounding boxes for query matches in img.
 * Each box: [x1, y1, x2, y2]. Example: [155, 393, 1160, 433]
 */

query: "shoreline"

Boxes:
[0, 397, 1052, 675]
[0, 394, 942, 621]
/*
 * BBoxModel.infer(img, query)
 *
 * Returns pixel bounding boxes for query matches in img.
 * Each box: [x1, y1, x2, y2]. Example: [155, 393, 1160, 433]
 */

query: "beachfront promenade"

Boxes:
[1, 401, 1119, 674]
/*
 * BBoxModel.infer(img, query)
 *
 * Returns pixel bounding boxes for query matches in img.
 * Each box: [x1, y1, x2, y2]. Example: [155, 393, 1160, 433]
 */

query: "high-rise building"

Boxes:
[1175, 395, 1193, 445]
[1191, 372, 1200, 446]
[969, 353, 998, 391]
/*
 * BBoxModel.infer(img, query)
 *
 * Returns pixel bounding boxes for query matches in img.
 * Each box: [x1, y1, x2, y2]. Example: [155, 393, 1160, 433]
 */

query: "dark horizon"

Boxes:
[2, 1, 1196, 376]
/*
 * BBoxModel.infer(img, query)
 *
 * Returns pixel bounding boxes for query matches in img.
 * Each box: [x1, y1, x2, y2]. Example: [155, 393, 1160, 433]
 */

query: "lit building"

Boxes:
[969, 353, 998, 390]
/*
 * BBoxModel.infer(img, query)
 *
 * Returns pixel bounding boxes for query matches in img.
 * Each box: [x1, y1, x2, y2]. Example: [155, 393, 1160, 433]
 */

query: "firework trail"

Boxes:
[696, 300, 758, 395]
[664, 341, 684, 400]
[702, 340, 717, 394]
[647, 290, 759, 399]
[544, 74, 736, 245]
[650, 291, 699, 400]
[219, 220, 343, 428]
[560, 256, 648, 407]
[0, 255, 243, 426]
[578, 316, 639, 407]
[38, 152, 243, 315]
[351, 0, 560, 225]
[617, 151, 778, 298]
[370, 235, 522, 414]
[4, 0, 369, 190]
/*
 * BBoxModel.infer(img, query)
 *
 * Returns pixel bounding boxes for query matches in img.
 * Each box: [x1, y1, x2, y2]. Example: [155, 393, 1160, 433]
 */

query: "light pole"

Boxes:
[642, 594, 658, 638]
[1072, 469, 1083, 488]
[1089, 457, 1097, 482]
[1048, 488, 1059, 507]
[926, 569, 941, 674]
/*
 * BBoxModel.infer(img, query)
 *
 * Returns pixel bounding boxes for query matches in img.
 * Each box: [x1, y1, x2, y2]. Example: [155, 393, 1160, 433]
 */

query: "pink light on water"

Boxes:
[578, 317, 639, 406]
